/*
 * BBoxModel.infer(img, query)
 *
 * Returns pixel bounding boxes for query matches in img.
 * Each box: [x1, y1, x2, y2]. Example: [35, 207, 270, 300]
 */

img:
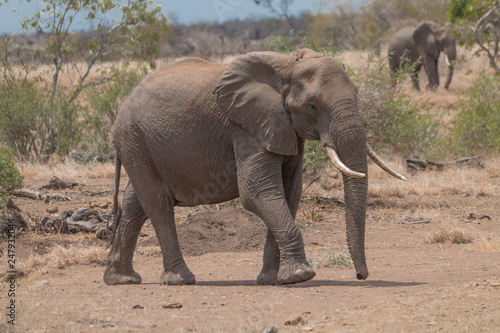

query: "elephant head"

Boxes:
[215, 49, 405, 280]
[413, 21, 457, 90]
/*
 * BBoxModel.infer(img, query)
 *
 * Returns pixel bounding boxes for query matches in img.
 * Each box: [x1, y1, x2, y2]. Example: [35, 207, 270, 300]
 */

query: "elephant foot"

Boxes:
[257, 268, 278, 285]
[277, 259, 316, 284]
[103, 266, 142, 285]
[160, 268, 196, 285]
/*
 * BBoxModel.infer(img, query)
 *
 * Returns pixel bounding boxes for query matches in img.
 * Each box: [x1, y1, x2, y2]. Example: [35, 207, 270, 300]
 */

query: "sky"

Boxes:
[0, 0, 329, 34]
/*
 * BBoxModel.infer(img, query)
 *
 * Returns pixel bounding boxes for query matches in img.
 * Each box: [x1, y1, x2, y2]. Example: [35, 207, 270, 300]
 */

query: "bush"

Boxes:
[354, 57, 440, 158]
[0, 74, 80, 162]
[83, 64, 146, 153]
[265, 34, 296, 53]
[444, 74, 500, 156]
[0, 146, 24, 211]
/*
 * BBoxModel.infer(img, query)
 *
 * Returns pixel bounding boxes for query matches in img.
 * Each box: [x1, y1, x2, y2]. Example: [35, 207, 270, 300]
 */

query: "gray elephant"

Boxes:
[388, 21, 457, 91]
[103, 48, 405, 286]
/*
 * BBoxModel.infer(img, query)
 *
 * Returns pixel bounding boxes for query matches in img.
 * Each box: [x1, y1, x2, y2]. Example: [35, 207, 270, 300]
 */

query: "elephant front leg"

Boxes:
[236, 142, 315, 285]
[257, 230, 280, 285]
[257, 153, 304, 285]
[104, 183, 147, 285]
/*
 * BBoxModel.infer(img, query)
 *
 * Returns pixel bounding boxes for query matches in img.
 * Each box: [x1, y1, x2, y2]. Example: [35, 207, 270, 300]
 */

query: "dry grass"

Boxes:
[17, 160, 124, 181]
[469, 235, 500, 252]
[368, 157, 498, 198]
[135, 245, 162, 257]
[16, 244, 109, 280]
[428, 228, 474, 245]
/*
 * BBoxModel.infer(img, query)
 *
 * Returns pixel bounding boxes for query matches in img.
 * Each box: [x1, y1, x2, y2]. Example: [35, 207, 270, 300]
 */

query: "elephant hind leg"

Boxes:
[152, 209, 196, 285]
[104, 182, 147, 285]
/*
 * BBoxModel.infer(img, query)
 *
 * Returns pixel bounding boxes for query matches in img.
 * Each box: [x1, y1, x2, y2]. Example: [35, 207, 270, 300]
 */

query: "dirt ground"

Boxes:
[1, 48, 499, 332]
[1, 157, 499, 333]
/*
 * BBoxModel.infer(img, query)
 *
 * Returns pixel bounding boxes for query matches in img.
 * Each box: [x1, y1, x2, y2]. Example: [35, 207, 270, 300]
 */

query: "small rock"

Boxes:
[31, 280, 50, 288]
[133, 304, 144, 309]
[262, 325, 278, 333]
[46, 205, 58, 214]
[285, 315, 305, 326]
[163, 303, 182, 309]
[303, 327, 313, 332]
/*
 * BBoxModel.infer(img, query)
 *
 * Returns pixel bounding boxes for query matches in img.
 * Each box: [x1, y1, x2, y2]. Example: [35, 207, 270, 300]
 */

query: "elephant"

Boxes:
[388, 21, 457, 91]
[103, 48, 406, 286]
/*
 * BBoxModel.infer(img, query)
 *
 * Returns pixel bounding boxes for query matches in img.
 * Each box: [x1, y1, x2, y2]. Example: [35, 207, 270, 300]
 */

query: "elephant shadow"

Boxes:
[190, 280, 425, 288]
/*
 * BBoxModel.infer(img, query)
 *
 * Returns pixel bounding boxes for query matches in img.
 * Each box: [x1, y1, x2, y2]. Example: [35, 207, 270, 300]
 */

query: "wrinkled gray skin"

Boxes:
[103, 48, 369, 286]
[388, 21, 457, 91]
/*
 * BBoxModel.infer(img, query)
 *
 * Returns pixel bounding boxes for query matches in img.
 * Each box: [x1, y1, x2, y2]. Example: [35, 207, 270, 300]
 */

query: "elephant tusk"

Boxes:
[366, 144, 408, 181]
[326, 146, 366, 178]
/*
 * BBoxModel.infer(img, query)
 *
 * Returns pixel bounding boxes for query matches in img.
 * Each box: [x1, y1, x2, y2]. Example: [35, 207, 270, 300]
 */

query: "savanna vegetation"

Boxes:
[1, 3, 499, 332]
[0, 0, 497, 212]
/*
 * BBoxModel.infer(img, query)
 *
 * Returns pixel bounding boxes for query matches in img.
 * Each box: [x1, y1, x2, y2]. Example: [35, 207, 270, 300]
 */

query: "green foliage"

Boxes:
[444, 74, 500, 156]
[83, 63, 145, 153]
[306, 0, 450, 50]
[265, 34, 295, 53]
[266, 32, 340, 57]
[354, 57, 440, 158]
[0, 0, 166, 161]
[303, 141, 328, 177]
[448, 0, 492, 22]
[448, 0, 499, 73]
[0, 71, 80, 161]
[0, 146, 24, 211]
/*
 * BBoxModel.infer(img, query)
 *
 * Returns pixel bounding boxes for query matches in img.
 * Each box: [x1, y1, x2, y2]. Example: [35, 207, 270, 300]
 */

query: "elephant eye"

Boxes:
[307, 103, 318, 115]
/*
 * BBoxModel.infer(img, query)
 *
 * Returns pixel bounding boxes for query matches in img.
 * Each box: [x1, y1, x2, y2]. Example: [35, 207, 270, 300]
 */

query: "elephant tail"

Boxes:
[106, 156, 122, 249]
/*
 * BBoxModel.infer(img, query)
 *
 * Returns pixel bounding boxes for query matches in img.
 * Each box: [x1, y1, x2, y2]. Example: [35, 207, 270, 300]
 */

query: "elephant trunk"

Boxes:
[326, 100, 369, 280]
[444, 52, 456, 90]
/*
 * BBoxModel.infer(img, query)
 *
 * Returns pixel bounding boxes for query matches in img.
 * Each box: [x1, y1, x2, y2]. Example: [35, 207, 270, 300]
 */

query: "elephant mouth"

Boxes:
[325, 144, 407, 181]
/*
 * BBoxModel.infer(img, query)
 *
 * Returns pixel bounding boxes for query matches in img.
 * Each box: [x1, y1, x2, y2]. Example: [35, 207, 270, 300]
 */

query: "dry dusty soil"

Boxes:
[1, 159, 499, 333]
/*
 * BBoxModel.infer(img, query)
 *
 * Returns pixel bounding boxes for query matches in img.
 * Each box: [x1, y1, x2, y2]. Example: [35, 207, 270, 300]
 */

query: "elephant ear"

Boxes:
[413, 22, 439, 57]
[214, 52, 298, 156]
[295, 48, 322, 60]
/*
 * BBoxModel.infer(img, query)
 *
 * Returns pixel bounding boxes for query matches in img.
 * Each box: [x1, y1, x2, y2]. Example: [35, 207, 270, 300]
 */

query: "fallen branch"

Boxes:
[400, 220, 430, 225]
[407, 156, 483, 172]
[0, 198, 30, 234]
[71, 150, 116, 163]
[87, 189, 113, 196]
[39, 176, 79, 190]
[13, 189, 42, 200]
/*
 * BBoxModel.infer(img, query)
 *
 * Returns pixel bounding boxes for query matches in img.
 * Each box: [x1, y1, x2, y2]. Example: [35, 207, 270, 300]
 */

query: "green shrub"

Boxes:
[444, 74, 500, 156]
[0, 74, 80, 161]
[355, 57, 440, 158]
[265, 34, 295, 53]
[0, 146, 24, 211]
[303, 140, 328, 177]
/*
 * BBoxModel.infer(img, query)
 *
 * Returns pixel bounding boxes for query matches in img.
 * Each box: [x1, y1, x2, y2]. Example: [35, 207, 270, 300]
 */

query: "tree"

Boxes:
[0, 0, 169, 161]
[19, 0, 169, 103]
[254, 0, 297, 32]
[449, 0, 500, 73]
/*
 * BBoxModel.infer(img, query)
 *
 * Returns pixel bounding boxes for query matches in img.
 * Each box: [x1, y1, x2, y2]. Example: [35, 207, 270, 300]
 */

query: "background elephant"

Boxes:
[388, 21, 457, 91]
[104, 48, 404, 286]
